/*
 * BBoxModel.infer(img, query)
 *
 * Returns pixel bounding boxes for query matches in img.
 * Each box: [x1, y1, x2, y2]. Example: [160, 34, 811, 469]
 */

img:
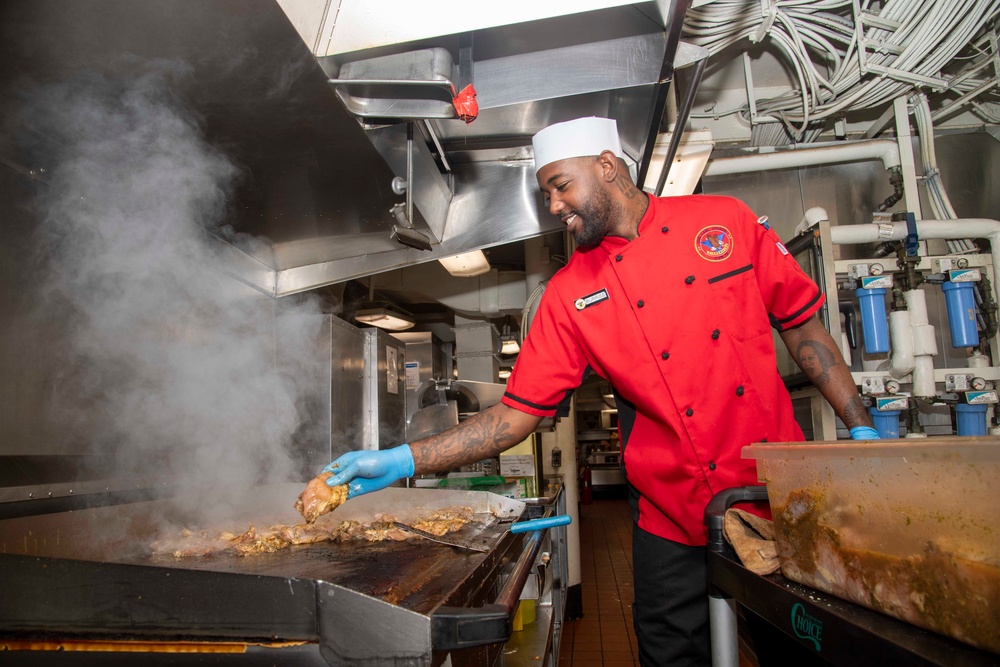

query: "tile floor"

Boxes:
[559, 496, 640, 667]
[558, 497, 756, 667]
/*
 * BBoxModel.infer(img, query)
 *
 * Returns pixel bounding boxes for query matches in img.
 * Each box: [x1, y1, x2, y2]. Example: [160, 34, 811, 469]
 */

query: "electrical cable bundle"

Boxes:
[684, 0, 1000, 139]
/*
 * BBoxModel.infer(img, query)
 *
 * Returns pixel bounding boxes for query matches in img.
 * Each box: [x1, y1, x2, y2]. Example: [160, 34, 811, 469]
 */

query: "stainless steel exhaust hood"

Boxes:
[1, 0, 690, 297]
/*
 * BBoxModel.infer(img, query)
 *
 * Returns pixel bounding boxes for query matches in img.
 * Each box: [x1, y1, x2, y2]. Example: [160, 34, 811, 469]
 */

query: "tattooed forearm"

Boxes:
[840, 395, 869, 429]
[795, 339, 838, 387]
[780, 316, 874, 430]
[409, 403, 541, 475]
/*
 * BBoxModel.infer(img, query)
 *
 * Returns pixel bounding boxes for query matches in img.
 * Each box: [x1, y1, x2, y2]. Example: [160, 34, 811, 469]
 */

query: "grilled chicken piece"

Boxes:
[295, 472, 349, 523]
[150, 528, 231, 558]
[279, 522, 334, 545]
[409, 508, 474, 536]
[228, 524, 289, 556]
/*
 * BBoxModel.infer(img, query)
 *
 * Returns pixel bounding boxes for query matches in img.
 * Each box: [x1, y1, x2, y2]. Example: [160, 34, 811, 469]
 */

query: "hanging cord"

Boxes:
[910, 92, 977, 254]
[684, 0, 1000, 139]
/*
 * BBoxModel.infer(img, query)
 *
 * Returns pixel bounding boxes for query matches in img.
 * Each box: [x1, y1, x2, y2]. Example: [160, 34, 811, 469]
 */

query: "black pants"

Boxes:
[632, 524, 711, 667]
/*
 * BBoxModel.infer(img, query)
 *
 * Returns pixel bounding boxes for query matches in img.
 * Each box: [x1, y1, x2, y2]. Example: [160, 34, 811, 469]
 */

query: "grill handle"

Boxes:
[430, 517, 550, 650]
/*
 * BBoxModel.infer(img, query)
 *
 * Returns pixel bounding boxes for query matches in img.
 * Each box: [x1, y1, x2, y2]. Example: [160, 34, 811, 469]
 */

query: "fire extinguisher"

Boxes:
[580, 461, 593, 505]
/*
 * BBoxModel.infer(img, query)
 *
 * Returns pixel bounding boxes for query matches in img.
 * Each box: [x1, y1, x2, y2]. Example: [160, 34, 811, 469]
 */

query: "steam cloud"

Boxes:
[27, 67, 329, 493]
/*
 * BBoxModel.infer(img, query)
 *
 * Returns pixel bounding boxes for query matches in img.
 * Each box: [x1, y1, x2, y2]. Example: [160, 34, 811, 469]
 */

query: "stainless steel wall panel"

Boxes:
[361, 328, 407, 451]
[702, 159, 888, 253]
[932, 131, 1000, 221]
[328, 315, 367, 459]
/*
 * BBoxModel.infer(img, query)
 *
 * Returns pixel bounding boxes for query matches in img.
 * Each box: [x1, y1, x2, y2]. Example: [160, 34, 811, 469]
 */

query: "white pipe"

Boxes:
[904, 289, 938, 399]
[829, 218, 1000, 289]
[829, 218, 1000, 244]
[886, 309, 915, 380]
[703, 139, 901, 177]
[795, 206, 830, 235]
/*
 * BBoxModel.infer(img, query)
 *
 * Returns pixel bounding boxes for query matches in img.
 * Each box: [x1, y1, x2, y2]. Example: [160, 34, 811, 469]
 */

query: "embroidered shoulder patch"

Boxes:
[574, 288, 609, 311]
[694, 225, 734, 262]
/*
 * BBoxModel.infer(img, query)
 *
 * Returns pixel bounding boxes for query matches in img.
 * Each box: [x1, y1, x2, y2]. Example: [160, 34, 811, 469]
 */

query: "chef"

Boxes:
[322, 116, 878, 666]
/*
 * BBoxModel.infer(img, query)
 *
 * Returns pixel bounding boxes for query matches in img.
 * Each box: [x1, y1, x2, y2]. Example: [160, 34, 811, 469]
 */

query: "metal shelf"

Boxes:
[576, 429, 617, 441]
[708, 551, 998, 666]
[502, 606, 555, 666]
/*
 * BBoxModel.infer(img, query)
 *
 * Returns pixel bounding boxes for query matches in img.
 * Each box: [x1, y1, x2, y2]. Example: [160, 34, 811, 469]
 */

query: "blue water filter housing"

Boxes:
[856, 287, 890, 354]
[955, 403, 988, 436]
[869, 407, 901, 438]
[940, 281, 979, 348]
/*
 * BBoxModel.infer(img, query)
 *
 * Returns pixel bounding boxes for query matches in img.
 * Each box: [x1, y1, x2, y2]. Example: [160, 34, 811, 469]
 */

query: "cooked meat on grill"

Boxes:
[410, 507, 473, 536]
[362, 520, 410, 542]
[152, 506, 476, 558]
[279, 521, 336, 545]
[294, 472, 349, 523]
[149, 528, 232, 559]
[227, 524, 289, 556]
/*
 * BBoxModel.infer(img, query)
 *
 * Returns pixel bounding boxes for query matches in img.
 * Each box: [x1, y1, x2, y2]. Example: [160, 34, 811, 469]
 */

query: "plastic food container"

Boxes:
[743, 437, 1000, 654]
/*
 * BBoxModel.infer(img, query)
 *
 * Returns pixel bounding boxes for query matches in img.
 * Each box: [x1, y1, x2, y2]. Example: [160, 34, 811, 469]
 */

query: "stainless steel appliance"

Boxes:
[0, 486, 568, 667]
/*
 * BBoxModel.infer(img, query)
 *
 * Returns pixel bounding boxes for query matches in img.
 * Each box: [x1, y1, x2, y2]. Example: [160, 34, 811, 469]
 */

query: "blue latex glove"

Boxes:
[321, 444, 415, 499]
[849, 426, 881, 440]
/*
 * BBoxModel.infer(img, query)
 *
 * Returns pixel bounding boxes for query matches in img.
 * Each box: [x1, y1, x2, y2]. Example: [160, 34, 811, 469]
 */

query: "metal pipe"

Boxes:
[406, 122, 414, 229]
[423, 120, 451, 173]
[635, 0, 693, 190]
[703, 139, 901, 177]
[654, 54, 708, 197]
[495, 529, 545, 612]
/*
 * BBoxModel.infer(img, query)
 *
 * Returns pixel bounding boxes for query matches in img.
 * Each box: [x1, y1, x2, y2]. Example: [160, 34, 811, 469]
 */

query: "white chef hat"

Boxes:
[532, 117, 623, 173]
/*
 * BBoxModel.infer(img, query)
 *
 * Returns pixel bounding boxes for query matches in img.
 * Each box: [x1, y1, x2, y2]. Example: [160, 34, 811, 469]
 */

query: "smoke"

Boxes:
[26, 65, 329, 494]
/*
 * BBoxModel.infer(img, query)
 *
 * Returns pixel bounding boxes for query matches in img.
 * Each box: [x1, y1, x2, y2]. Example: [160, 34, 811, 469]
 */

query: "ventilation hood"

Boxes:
[1, 0, 691, 297]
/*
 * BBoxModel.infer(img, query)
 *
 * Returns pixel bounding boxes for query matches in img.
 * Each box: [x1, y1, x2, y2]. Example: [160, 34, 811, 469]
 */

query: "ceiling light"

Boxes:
[498, 369, 511, 380]
[501, 337, 520, 355]
[354, 301, 415, 331]
[439, 250, 491, 277]
[499, 322, 520, 355]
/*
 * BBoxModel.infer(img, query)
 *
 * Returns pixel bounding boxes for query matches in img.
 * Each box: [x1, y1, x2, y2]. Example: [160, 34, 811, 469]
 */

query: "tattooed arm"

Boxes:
[779, 315, 873, 429]
[409, 403, 543, 475]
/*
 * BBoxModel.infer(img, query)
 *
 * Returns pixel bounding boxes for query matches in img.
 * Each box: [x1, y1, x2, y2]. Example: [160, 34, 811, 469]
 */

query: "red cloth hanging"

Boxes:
[452, 84, 478, 124]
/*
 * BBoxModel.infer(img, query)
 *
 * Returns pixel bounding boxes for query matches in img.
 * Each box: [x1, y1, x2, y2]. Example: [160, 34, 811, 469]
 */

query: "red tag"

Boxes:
[452, 84, 478, 124]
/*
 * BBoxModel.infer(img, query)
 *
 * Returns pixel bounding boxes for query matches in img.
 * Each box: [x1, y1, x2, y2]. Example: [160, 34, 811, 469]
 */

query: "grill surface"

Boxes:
[0, 485, 530, 664]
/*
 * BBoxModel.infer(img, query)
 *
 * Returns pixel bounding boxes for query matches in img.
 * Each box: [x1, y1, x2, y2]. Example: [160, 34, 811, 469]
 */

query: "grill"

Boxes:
[0, 485, 559, 666]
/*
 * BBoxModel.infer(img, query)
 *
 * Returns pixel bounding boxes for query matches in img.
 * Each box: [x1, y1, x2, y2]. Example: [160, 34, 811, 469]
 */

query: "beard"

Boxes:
[571, 185, 619, 247]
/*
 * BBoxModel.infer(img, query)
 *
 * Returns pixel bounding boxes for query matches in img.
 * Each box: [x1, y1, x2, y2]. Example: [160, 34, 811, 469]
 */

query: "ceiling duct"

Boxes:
[2, 1, 692, 298]
[270, 0, 693, 294]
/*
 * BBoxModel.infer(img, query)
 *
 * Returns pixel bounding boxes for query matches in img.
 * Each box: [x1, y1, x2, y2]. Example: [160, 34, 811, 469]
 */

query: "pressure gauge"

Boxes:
[972, 377, 987, 391]
[957, 257, 970, 269]
[870, 263, 885, 276]
[885, 379, 900, 394]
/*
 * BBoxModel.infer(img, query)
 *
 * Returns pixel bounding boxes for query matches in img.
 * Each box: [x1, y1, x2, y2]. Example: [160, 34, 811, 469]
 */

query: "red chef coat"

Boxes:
[503, 193, 824, 545]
